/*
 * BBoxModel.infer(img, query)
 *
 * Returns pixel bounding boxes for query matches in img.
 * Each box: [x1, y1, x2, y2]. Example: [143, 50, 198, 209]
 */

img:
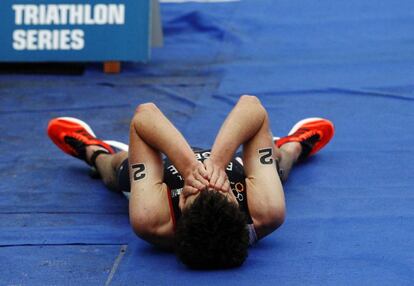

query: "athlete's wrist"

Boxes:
[181, 159, 200, 179]
[208, 154, 228, 170]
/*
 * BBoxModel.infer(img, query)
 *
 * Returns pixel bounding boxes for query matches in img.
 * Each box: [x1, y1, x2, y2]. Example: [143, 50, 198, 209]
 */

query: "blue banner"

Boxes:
[0, 0, 151, 62]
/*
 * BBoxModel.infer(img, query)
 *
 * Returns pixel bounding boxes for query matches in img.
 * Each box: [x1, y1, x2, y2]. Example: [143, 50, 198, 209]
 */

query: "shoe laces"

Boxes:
[294, 128, 320, 140]
[63, 129, 94, 157]
[295, 128, 321, 161]
[69, 129, 94, 143]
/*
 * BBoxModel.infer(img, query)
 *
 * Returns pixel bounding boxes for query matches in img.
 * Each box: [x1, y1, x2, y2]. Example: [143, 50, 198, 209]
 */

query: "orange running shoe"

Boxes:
[276, 118, 334, 160]
[47, 117, 114, 165]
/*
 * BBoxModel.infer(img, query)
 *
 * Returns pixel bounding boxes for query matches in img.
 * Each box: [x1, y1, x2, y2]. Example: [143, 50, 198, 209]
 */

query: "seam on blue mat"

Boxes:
[0, 211, 128, 215]
[105, 245, 128, 286]
[0, 243, 125, 248]
[212, 94, 237, 105]
[149, 85, 197, 108]
[0, 104, 131, 115]
[327, 87, 414, 101]
[242, 88, 414, 101]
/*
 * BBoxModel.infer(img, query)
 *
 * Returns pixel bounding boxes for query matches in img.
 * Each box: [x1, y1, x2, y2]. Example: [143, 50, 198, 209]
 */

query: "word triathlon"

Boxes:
[12, 4, 125, 51]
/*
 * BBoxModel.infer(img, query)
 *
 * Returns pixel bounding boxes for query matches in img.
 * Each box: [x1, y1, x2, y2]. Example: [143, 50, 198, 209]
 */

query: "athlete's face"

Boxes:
[179, 187, 238, 211]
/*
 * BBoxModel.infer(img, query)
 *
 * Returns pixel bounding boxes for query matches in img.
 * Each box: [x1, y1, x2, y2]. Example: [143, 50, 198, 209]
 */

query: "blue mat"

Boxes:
[1, 0, 414, 285]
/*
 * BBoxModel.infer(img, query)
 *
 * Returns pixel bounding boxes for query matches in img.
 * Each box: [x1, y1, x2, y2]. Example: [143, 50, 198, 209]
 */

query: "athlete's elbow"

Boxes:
[134, 102, 159, 114]
[269, 207, 286, 230]
[130, 213, 153, 239]
[258, 206, 286, 231]
[238, 95, 266, 116]
[239, 94, 261, 105]
[131, 102, 160, 130]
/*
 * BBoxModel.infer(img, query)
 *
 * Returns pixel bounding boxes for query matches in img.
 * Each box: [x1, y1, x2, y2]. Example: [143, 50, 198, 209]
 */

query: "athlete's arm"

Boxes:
[207, 95, 285, 239]
[129, 103, 208, 249]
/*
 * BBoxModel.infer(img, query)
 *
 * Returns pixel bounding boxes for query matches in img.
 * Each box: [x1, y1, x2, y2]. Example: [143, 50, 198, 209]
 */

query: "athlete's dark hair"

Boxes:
[175, 190, 249, 269]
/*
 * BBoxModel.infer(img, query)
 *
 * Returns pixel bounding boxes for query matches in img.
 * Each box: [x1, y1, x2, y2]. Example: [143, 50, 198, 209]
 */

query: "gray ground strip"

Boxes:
[105, 245, 128, 286]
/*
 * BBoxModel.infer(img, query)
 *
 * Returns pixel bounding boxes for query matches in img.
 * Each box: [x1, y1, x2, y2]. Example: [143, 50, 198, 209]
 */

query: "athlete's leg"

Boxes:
[273, 142, 302, 183]
[47, 117, 130, 192]
[241, 115, 334, 185]
[275, 118, 335, 182]
[85, 146, 128, 191]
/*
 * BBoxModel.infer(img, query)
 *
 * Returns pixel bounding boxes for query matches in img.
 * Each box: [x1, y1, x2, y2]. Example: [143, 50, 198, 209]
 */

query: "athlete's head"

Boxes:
[175, 189, 249, 269]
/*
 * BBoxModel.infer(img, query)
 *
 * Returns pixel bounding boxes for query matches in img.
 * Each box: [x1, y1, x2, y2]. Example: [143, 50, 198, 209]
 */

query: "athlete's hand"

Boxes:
[203, 158, 231, 193]
[182, 161, 209, 195]
[179, 161, 210, 210]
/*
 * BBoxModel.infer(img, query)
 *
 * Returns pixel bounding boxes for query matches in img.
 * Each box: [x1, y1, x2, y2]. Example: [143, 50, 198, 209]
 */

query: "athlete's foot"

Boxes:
[279, 142, 302, 162]
[47, 117, 114, 166]
[85, 145, 112, 164]
[276, 118, 334, 161]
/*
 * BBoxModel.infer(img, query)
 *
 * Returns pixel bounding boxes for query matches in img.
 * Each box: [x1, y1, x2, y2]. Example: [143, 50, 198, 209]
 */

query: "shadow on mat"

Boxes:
[0, 63, 85, 75]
